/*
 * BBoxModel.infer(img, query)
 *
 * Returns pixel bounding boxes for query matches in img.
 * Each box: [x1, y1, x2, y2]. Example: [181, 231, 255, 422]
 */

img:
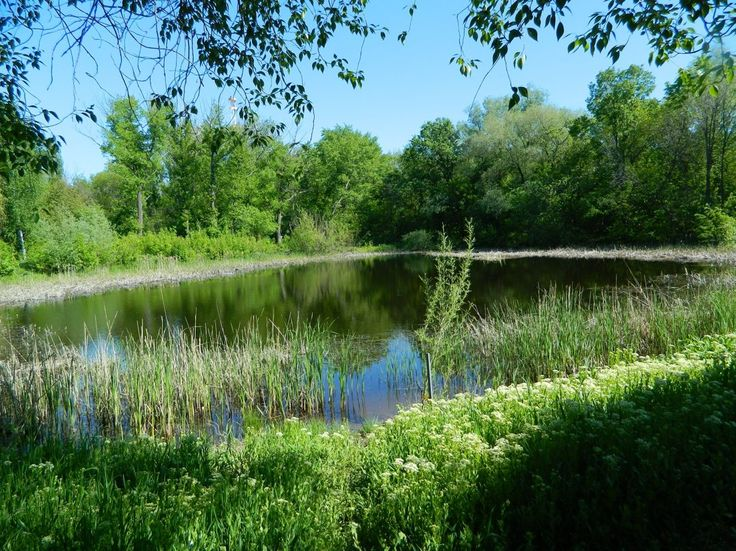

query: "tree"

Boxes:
[301, 127, 390, 238]
[585, 66, 657, 185]
[1, 171, 48, 257]
[199, 106, 241, 229]
[394, 118, 466, 237]
[453, 0, 735, 108]
[100, 98, 167, 233]
[266, 143, 304, 245]
[459, 92, 575, 245]
[669, 55, 736, 205]
[161, 119, 204, 234]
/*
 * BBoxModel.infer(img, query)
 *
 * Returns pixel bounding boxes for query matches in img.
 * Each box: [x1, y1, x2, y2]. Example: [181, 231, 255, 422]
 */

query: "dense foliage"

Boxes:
[2, 335, 735, 548]
[1, 57, 736, 273]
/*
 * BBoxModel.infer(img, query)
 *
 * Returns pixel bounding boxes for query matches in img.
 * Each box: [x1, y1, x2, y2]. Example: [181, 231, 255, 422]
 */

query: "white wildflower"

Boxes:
[402, 462, 419, 473]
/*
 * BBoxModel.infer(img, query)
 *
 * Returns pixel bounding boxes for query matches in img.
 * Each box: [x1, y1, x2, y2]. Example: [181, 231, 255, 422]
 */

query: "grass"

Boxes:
[0, 322, 388, 441]
[441, 282, 736, 387]
[1, 334, 735, 549]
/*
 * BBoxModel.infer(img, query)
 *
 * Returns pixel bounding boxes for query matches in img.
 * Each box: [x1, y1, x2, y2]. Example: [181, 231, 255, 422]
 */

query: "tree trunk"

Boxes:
[210, 148, 217, 227]
[705, 148, 713, 205]
[137, 189, 144, 234]
[276, 211, 283, 244]
[17, 229, 26, 261]
[718, 127, 733, 207]
[719, 144, 726, 206]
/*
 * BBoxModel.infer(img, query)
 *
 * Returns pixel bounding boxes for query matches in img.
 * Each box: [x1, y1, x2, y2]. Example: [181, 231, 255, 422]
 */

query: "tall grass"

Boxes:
[465, 283, 736, 385]
[5, 280, 736, 440]
[0, 322, 380, 441]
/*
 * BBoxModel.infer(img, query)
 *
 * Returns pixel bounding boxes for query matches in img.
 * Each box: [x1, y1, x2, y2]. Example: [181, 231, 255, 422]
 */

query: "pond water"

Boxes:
[0, 255, 719, 426]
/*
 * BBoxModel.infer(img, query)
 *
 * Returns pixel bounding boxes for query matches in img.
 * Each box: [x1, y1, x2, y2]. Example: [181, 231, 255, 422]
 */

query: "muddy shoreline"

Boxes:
[0, 252, 403, 308]
[463, 247, 736, 265]
[1, 247, 734, 308]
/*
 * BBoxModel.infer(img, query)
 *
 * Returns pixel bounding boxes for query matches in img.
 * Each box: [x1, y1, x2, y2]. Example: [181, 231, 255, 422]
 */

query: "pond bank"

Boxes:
[2, 334, 735, 548]
[2, 246, 735, 308]
[0, 250, 402, 307]
[463, 246, 736, 264]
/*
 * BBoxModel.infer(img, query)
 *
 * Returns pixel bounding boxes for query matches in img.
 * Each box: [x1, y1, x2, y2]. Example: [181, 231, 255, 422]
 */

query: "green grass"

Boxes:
[0, 322, 384, 441]
[1, 335, 735, 549]
[456, 283, 736, 385]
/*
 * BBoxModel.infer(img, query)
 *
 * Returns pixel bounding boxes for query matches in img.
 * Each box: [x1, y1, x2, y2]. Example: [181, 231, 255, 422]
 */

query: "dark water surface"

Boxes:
[0, 255, 719, 425]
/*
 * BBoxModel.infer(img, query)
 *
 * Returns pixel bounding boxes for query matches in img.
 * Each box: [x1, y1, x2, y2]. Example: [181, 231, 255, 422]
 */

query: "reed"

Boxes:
[0, 321, 379, 441]
[464, 282, 736, 385]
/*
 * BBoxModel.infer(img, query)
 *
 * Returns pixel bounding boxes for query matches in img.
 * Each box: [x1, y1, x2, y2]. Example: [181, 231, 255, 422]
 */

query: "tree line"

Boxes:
[1, 57, 735, 274]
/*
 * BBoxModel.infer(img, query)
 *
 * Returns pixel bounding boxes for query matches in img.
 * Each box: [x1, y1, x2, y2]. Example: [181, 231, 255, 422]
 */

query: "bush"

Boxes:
[26, 207, 116, 273]
[694, 207, 736, 245]
[112, 231, 192, 265]
[186, 230, 276, 260]
[0, 240, 19, 276]
[112, 234, 144, 266]
[400, 229, 435, 251]
[285, 213, 353, 254]
[228, 205, 278, 238]
[112, 230, 277, 265]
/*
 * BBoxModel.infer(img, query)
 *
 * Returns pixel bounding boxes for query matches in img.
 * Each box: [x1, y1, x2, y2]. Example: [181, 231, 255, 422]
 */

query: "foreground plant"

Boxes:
[2, 335, 736, 549]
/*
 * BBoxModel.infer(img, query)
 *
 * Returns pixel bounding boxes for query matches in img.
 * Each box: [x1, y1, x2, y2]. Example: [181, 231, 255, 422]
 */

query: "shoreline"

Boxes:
[0, 251, 402, 308]
[2, 246, 735, 308]
[452, 246, 736, 265]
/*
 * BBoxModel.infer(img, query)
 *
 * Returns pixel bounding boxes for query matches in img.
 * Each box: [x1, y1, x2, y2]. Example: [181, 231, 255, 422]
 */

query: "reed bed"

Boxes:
[5, 273, 736, 442]
[0, 322, 383, 441]
[461, 283, 736, 386]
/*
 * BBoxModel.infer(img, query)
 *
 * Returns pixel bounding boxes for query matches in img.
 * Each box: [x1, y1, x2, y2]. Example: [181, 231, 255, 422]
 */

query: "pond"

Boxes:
[0, 255, 721, 428]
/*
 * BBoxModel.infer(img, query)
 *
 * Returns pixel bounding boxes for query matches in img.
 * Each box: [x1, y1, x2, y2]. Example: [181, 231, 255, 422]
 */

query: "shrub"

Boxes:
[112, 234, 144, 266]
[400, 229, 435, 251]
[285, 213, 353, 254]
[26, 207, 116, 273]
[0, 240, 19, 276]
[228, 205, 278, 238]
[694, 207, 736, 245]
[112, 231, 193, 264]
[111, 231, 277, 266]
[187, 230, 276, 260]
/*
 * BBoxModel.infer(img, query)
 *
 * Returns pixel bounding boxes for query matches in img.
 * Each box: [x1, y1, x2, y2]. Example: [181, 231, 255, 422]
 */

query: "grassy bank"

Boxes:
[0, 248, 396, 307]
[2, 334, 735, 549]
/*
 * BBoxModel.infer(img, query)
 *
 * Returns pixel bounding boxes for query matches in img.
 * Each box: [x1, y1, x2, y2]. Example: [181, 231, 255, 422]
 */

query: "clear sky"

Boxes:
[26, 1, 698, 179]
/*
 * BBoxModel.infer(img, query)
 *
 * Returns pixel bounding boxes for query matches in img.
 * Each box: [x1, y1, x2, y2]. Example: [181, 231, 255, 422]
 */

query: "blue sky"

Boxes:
[27, 2, 697, 178]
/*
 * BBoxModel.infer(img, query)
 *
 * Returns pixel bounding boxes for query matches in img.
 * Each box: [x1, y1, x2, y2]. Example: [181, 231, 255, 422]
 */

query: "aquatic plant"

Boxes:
[0, 322, 382, 441]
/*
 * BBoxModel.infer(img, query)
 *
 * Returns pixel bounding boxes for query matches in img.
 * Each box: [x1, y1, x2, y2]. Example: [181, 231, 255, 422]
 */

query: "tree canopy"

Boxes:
[2, 0, 735, 172]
